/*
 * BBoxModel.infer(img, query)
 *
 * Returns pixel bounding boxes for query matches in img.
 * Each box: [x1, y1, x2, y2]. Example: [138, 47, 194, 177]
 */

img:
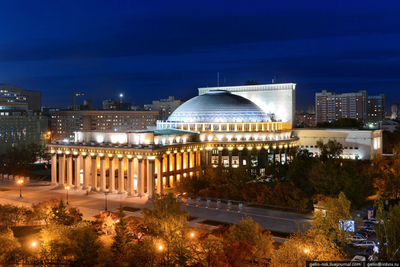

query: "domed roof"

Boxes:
[167, 90, 271, 123]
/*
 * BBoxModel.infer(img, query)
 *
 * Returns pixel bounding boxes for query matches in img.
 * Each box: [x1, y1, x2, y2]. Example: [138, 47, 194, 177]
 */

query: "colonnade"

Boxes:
[49, 142, 294, 197]
[50, 148, 203, 198]
[51, 152, 163, 198]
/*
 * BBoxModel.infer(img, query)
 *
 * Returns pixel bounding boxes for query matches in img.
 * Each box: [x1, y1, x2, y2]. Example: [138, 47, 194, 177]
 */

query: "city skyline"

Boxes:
[1, 1, 400, 110]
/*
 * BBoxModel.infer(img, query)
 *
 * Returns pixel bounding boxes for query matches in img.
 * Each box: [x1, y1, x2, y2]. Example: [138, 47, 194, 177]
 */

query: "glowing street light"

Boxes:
[65, 186, 70, 204]
[17, 180, 23, 198]
[32, 242, 37, 247]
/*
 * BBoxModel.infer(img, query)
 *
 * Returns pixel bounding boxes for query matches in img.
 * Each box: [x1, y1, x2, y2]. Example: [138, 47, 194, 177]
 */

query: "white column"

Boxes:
[59, 153, 65, 185]
[148, 158, 155, 198]
[156, 157, 163, 194]
[74, 154, 81, 188]
[82, 155, 90, 189]
[118, 156, 125, 194]
[109, 156, 116, 192]
[67, 154, 73, 186]
[137, 158, 144, 196]
[51, 153, 57, 185]
[127, 157, 134, 196]
[100, 156, 106, 191]
[91, 155, 97, 190]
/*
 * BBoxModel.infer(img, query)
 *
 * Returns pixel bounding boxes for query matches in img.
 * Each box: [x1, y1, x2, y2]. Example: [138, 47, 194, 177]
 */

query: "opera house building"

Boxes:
[48, 83, 383, 198]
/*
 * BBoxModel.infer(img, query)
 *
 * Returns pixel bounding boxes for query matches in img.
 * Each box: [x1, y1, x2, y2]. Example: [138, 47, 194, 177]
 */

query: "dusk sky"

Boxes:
[1, 0, 400, 111]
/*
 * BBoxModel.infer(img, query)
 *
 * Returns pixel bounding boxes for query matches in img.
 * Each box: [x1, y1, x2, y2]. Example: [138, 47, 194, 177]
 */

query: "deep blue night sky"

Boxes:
[1, 0, 400, 111]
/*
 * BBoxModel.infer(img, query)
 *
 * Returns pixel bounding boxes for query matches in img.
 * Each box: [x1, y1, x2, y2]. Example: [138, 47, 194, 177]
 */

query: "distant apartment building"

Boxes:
[145, 96, 184, 121]
[316, 90, 384, 124]
[367, 94, 385, 123]
[67, 99, 93, 110]
[0, 84, 41, 110]
[51, 110, 159, 140]
[295, 111, 316, 127]
[102, 99, 132, 110]
[0, 99, 48, 154]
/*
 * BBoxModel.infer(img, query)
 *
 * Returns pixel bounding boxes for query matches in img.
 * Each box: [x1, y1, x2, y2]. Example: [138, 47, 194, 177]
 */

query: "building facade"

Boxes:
[0, 84, 41, 111]
[0, 99, 48, 154]
[198, 83, 296, 129]
[147, 96, 184, 121]
[316, 90, 385, 125]
[293, 129, 383, 159]
[48, 91, 297, 198]
[50, 110, 159, 140]
[48, 88, 383, 199]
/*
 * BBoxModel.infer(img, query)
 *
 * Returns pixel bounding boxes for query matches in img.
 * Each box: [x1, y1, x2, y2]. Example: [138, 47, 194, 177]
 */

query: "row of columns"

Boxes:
[51, 153, 162, 198]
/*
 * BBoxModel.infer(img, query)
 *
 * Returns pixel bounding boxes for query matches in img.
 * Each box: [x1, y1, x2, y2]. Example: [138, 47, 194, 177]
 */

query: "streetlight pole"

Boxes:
[65, 186, 70, 204]
[17, 180, 23, 198]
[104, 190, 109, 211]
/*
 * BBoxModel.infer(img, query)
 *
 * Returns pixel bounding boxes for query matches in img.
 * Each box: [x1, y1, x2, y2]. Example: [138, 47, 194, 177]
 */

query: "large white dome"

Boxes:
[167, 90, 271, 123]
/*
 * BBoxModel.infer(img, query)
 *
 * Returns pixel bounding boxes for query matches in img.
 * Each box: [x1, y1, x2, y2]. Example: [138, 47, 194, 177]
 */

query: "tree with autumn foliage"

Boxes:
[270, 228, 345, 267]
[312, 192, 352, 244]
[142, 193, 191, 266]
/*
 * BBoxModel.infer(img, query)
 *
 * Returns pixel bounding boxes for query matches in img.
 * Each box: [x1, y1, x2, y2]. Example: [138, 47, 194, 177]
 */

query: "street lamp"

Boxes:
[17, 180, 23, 198]
[104, 190, 109, 211]
[65, 186, 70, 204]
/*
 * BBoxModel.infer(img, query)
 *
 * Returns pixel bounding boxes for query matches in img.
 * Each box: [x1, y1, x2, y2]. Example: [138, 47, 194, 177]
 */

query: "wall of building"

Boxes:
[293, 128, 383, 160]
[198, 83, 296, 129]
[51, 110, 159, 140]
[0, 114, 48, 154]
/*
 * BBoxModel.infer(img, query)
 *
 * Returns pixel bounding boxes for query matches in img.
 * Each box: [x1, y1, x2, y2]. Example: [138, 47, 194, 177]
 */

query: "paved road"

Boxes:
[0, 178, 312, 238]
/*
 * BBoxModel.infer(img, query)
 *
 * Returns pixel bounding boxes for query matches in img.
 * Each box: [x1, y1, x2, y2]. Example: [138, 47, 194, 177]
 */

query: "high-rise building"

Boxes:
[367, 94, 385, 123]
[0, 99, 48, 153]
[0, 84, 41, 110]
[50, 110, 159, 140]
[148, 96, 184, 121]
[315, 90, 384, 124]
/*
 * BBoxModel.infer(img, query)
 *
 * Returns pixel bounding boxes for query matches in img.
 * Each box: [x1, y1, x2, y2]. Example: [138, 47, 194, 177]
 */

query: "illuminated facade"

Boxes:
[48, 87, 382, 198]
[48, 90, 297, 198]
[198, 83, 296, 129]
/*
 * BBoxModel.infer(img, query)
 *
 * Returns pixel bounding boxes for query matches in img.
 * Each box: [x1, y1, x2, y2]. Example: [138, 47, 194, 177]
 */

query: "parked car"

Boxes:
[361, 223, 375, 229]
[348, 235, 367, 242]
[363, 227, 375, 234]
[364, 218, 383, 225]
[353, 240, 376, 249]
[357, 231, 369, 238]
[351, 255, 366, 262]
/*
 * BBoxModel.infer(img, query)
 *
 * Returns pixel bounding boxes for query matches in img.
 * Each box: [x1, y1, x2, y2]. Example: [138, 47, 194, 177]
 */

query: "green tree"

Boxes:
[39, 223, 75, 265]
[0, 227, 22, 266]
[32, 198, 60, 224]
[311, 192, 352, 244]
[50, 199, 82, 226]
[270, 228, 345, 267]
[71, 224, 104, 267]
[226, 217, 273, 265]
[111, 206, 132, 257]
[142, 193, 191, 266]
[316, 139, 343, 161]
[288, 149, 316, 195]
[374, 197, 400, 261]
